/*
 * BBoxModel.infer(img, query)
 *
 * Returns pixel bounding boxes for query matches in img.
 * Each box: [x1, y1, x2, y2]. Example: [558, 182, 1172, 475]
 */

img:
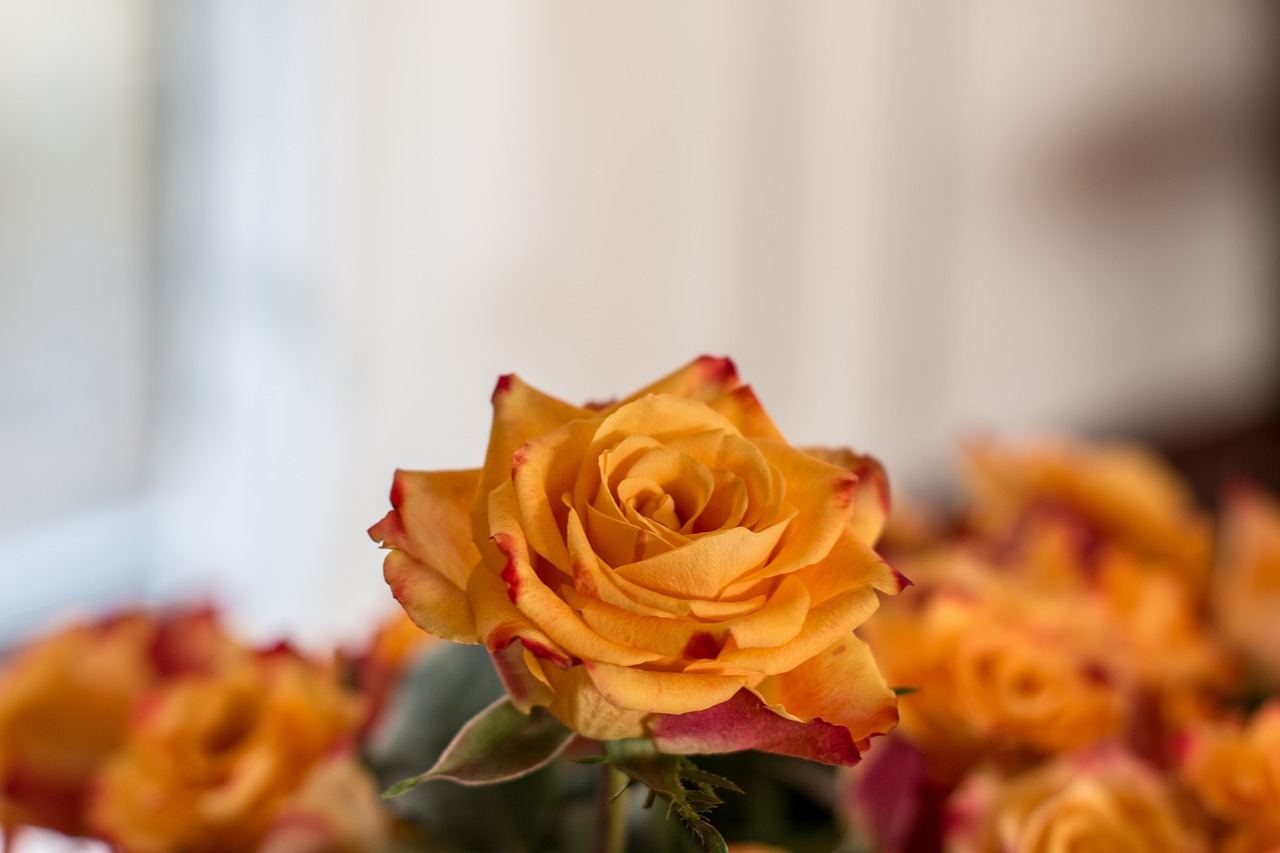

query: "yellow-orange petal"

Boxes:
[538, 664, 648, 740]
[489, 485, 662, 667]
[791, 528, 907, 606]
[731, 439, 859, 585]
[802, 447, 890, 546]
[473, 374, 591, 549]
[564, 575, 810, 660]
[599, 355, 741, 414]
[706, 385, 786, 441]
[582, 660, 748, 714]
[382, 551, 477, 644]
[370, 468, 484, 643]
[369, 468, 483, 590]
[613, 521, 790, 600]
[719, 585, 884, 676]
[511, 418, 597, 571]
[755, 635, 898, 742]
[586, 395, 743, 462]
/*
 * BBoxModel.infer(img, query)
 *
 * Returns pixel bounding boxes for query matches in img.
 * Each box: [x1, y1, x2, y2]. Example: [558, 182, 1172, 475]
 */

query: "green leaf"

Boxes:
[604, 739, 741, 853]
[383, 697, 575, 796]
[892, 686, 918, 696]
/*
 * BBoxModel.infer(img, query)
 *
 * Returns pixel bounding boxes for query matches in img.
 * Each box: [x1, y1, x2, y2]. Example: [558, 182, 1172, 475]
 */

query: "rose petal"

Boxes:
[370, 469, 484, 643]
[383, 551, 478, 644]
[512, 418, 597, 571]
[649, 688, 867, 766]
[599, 355, 741, 413]
[474, 374, 590, 552]
[583, 660, 748, 714]
[730, 440, 859, 585]
[613, 521, 791, 600]
[489, 484, 662, 667]
[561, 574, 809, 660]
[755, 635, 898, 743]
[718, 586, 884, 676]
[803, 447, 891, 546]
[706, 385, 786, 440]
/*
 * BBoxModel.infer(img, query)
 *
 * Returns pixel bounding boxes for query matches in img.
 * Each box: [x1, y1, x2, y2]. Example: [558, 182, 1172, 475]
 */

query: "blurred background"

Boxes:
[1, 1, 1276, 655]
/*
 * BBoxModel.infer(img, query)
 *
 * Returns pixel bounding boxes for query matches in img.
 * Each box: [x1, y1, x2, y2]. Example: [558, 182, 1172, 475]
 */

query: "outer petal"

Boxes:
[649, 688, 868, 767]
[370, 469, 484, 643]
[599, 355, 741, 413]
[706, 385, 786, 441]
[755, 634, 898, 744]
[802, 447, 891, 546]
[473, 374, 591, 551]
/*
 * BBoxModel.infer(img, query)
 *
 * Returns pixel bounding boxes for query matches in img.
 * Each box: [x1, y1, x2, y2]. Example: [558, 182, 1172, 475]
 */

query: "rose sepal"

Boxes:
[602, 738, 743, 853]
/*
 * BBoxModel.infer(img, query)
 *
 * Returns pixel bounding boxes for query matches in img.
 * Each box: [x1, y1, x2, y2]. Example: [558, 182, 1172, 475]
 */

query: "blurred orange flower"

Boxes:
[1214, 485, 1280, 683]
[370, 357, 905, 765]
[946, 746, 1206, 853]
[961, 438, 1210, 588]
[89, 645, 359, 853]
[259, 751, 410, 853]
[0, 608, 235, 837]
[864, 574, 1125, 783]
[1180, 701, 1280, 853]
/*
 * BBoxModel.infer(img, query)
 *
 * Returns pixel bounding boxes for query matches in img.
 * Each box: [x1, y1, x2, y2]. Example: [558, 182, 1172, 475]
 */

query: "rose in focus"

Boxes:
[370, 357, 906, 763]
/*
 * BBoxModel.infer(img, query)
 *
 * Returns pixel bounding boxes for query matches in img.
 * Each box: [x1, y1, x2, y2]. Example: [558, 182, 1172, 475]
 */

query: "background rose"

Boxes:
[0, 608, 234, 838]
[945, 747, 1207, 853]
[1213, 486, 1280, 684]
[370, 356, 906, 764]
[1180, 701, 1280, 853]
[961, 439, 1211, 590]
[89, 645, 358, 853]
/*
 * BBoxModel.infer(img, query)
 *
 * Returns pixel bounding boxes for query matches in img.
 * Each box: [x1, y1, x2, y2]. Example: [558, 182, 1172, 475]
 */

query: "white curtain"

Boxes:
[136, 1, 1279, 644]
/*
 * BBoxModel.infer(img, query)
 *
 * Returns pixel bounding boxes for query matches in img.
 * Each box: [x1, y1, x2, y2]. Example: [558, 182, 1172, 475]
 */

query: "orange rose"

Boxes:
[0, 608, 234, 837]
[1214, 486, 1280, 682]
[259, 751, 411, 853]
[863, 566, 1126, 782]
[1180, 701, 1280, 852]
[946, 747, 1207, 853]
[370, 357, 906, 764]
[961, 438, 1210, 588]
[89, 645, 359, 853]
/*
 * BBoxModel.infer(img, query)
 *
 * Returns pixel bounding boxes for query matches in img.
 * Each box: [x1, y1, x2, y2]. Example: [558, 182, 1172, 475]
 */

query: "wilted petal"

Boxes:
[650, 688, 867, 766]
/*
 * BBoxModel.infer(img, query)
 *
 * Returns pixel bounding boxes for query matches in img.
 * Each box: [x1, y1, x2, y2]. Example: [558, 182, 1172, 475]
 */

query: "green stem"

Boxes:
[596, 762, 628, 853]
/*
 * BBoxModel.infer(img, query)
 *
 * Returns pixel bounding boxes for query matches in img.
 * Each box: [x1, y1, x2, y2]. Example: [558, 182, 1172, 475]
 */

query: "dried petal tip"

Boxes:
[491, 374, 515, 402]
[696, 355, 739, 383]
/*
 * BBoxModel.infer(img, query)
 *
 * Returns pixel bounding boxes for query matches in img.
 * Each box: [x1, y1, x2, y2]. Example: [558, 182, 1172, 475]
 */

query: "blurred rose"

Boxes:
[0, 608, 234, 837]
[260, 751, 412, 853]
[1213, 485, 1280, 682]
[962, 438, 1210, 588]
[946, 747, 1206, 853]
[863, 568, 1125, 783]
[370, 357, 905, 765]
[1180, 701, 1280, 853]
[89, 645, 359, 853]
